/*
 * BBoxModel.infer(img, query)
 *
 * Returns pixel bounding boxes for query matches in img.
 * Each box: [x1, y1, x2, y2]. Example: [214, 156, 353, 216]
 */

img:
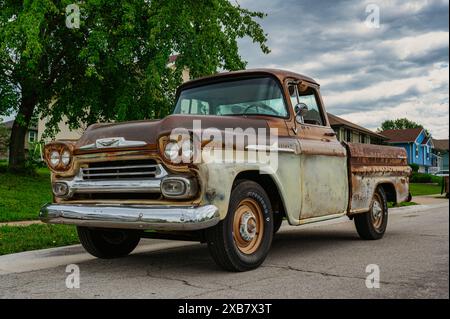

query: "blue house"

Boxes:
[381, 128, 434, 173]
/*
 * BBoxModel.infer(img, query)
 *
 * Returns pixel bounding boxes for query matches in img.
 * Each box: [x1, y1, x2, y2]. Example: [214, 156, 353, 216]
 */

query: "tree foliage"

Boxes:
[0, 0, 269, 170]
[379, 118, 428, 135]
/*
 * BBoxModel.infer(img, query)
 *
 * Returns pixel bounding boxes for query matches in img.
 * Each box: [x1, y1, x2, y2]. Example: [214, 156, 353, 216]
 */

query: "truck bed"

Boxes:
[345, 143, 411, 214]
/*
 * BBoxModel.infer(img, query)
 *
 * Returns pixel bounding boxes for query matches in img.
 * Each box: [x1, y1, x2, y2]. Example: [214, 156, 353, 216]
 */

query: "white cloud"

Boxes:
[342, 98, 449, 139]
[329, 63, 449, 139]
[381, 31, 449, 60]
[323, 63, 449, 107]
[298, 50, 373, 73]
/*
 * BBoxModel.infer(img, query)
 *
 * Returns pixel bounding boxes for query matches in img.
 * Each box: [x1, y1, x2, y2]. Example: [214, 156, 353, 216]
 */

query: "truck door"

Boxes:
[286, 81, 349, 220]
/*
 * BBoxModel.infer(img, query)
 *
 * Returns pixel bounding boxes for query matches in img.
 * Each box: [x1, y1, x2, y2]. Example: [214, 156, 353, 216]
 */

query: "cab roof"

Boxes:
[178, 68, 319, 91]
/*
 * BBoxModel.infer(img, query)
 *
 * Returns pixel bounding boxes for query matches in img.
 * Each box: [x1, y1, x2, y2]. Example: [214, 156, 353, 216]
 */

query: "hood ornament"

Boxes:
[80, 137, 147, 150]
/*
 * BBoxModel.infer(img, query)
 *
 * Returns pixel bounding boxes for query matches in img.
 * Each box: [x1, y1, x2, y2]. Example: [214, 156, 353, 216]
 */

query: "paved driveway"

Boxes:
[0, 203, 448, 298]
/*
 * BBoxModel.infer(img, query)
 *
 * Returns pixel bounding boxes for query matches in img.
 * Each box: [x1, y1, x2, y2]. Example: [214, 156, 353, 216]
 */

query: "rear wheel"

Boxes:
[354, 187, 388, 240]
[206, 180, 273, 271]
[77, 227, 141, 258]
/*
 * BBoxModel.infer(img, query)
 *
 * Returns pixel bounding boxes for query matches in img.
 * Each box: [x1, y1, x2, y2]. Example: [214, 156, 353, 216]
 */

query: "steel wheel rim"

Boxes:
[232, 198, 264, 255]
[371, 194, 384, 230]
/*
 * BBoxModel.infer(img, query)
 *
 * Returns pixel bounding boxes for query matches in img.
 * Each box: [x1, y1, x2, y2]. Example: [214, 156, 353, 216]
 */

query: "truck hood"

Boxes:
[75, 114, 271, 150]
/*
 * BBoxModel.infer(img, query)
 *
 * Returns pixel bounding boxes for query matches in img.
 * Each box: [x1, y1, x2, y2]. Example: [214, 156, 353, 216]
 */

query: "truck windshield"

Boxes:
[173, 77, 288, 117]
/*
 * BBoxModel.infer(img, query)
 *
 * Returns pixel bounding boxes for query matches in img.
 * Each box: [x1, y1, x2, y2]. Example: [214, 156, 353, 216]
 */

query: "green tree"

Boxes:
[379, 118, 426, 132]
[0, 0, 269, 171]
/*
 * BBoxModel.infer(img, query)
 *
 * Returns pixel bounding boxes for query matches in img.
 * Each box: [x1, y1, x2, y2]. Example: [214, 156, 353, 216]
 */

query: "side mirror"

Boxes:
[294, 103, 308, 124]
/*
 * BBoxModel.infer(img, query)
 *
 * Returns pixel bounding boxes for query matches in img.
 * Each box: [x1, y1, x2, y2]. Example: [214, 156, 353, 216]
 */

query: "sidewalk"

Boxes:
[0, 220, 43, 227]
[412, 194, 448, 205]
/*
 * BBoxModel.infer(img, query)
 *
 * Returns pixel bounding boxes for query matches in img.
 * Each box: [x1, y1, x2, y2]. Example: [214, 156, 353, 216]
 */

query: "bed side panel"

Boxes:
[345, 143, 411, 214]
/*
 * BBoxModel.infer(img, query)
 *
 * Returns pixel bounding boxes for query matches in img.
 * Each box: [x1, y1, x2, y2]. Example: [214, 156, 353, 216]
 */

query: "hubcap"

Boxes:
[239, 212, 257, 241]
[233, 199, 264, 254]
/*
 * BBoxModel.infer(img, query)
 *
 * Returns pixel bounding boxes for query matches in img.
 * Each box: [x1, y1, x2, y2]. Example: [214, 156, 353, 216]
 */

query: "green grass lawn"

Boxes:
[0, 224, 79, 256]
[388, 201, 418, 208]
[0, 167, 52, 222]
[410, 183, 443, 196]
[0, 164, 80, 255]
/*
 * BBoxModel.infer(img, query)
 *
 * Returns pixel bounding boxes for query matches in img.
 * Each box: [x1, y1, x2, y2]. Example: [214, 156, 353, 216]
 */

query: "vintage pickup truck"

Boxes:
[40, 69, 411, 271]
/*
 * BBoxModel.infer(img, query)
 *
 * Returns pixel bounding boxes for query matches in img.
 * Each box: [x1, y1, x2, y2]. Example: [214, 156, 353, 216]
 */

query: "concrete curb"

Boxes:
[390, 202, 449, 214]
[0, 220, 43, 227]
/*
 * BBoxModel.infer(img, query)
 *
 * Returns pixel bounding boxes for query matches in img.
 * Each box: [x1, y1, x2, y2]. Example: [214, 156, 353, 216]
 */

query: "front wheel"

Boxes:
[77, 227, 141, 259]
[206, 180, 273, 271]
[354, 187, 388, 240]
[273, 211, 283, 234]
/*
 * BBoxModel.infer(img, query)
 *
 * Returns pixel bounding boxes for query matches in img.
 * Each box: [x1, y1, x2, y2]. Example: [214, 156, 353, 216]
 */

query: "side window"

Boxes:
[179, 99, 210, 115]
[346, 129, 352, 142]
[28, 131, 37, 143]
[359, 134, 366, 144]
[288, 83, 324, 126]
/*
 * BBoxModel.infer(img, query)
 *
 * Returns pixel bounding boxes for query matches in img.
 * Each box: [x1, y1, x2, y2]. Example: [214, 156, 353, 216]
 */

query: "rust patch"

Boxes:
[345, 142, 411, 214]
[346, 142, 408, 166]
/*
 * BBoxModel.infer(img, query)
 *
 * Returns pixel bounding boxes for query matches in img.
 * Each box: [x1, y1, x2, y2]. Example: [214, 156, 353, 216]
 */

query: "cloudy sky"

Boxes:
[238, 0, 449, 138]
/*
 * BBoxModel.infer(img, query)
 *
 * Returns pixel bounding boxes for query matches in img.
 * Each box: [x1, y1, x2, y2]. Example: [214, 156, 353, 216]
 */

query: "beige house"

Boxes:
[168, 54, 190, 82]
[37, 115, 85, 142]
[328, 113, 387, 145]
[0, 120, 38, 159]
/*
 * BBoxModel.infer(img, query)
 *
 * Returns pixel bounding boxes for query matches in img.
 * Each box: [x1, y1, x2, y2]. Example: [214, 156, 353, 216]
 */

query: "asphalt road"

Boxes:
[0, 203, 448, 299]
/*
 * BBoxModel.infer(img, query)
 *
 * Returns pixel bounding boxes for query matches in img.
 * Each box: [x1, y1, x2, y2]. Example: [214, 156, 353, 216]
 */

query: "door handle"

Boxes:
[324, 132, 336, 137]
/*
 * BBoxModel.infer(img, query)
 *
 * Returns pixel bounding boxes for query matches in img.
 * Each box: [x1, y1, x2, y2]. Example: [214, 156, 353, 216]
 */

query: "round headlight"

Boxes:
[61, 150, 71, 166]
[164, 142, 180, 162]
[49, 151, 61, 167]
[181, 140, 193, 161]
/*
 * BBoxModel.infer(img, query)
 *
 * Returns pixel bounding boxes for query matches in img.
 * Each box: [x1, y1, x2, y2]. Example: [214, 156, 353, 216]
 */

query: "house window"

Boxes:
[28, 131, 37, 143]
[359, 134, 366, 144]
[415, 144, 419, 158]
[346, 130, 352, 142]
[333, 128, 340, 141]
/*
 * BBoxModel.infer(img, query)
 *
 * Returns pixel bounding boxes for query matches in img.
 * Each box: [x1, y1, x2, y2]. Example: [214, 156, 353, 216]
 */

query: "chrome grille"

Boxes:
[81, 159, 164, 180]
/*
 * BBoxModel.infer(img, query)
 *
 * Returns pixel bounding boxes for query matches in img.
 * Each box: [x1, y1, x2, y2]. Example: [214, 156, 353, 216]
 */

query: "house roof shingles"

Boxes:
[380, 128, 423, 143]
[432, 139, 449, 151]
[327, 113, 386, 140]
[1, 120, 38, 131]
[421, 136, 431, 145]
[2, 120, 14, 128]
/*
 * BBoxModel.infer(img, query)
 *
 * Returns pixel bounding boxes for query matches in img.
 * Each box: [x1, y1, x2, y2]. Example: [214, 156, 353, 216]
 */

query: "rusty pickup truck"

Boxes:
[40, 69, 411, 271]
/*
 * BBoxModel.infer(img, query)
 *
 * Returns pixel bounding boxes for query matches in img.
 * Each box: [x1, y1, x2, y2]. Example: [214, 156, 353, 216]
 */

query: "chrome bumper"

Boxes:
[39, 204, 220, 231]
[65, 178, 163, 194]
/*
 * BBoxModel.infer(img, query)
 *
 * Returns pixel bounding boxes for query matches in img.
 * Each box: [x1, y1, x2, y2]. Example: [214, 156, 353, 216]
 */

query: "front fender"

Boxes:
[196, 152, 302, 224]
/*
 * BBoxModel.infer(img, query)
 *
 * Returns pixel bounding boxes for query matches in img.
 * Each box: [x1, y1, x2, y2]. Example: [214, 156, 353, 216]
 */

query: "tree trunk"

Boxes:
[8, 92, 36, 172]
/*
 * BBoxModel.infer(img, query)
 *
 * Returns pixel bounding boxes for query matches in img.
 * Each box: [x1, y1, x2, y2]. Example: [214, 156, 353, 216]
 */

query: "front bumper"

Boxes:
[39, 203, 220, 231]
